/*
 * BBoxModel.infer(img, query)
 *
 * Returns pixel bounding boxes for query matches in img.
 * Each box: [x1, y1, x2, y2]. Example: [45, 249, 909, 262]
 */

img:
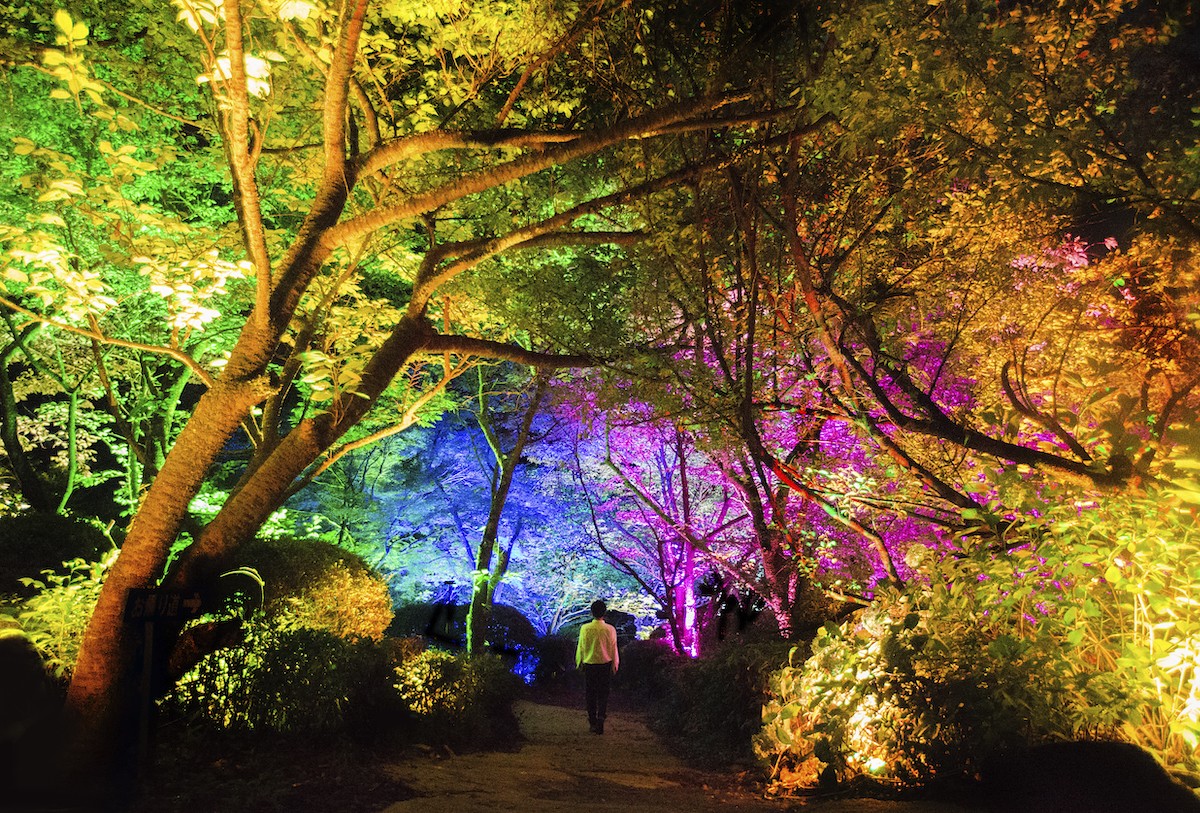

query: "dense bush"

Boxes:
[169, 620, 523, 746]
[0, 513, 111, 596]
[220, 537, 393, 639]
[168, 623, 394, 735]
[757, 598, 1077, 790]
[648, 638, 792, 767]
[390, 601, 536, 648]
[757, 493, 1200, 791]
[0, 628, 63, 802]
[393, 649, 522, 747]
[615, 637, 683, 698]
[166, 538, 400, 736]
[532, 633, 577, 685]
[389, 600, 540, 680]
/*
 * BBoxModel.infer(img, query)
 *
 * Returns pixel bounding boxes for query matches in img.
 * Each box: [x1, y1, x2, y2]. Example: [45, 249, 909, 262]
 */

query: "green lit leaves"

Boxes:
[298, 350, 357, 403]
[760, 489, 1200, 791]
[2, 126, 195, 330]
[295, 277, 403, 405]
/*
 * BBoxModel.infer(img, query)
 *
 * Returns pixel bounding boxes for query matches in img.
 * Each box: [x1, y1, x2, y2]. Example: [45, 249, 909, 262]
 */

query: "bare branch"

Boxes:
[0, 300, 215, 387]
[355, 129, 582, 177]
[328, 96, 738, 249]
[422, 334, 598, 368]
[1001, 360, 1093, 460]
[843, 349, 1133, 487]
[285, 357, 472, 497]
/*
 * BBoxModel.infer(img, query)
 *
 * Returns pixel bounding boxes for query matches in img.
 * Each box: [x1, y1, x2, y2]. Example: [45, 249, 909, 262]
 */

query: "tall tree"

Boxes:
[465, 367, 548, 654]
[0, 0, 803, 780]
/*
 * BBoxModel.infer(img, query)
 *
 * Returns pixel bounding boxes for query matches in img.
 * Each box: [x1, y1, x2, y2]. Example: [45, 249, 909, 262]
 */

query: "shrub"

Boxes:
[166, 538, 396, 735]
[167, 622, 394, 735]
[389, 601, 540, 680]
[532, 633, 577, 685]
[390, 601, 536, 646]
[0, 513, 111, 596]
[756, 492, 1200, 792]
[615, 637, 683, 698]
[757, 596, 1077, 791]
[393, 650, 522, 747]
[650, 638, 792, 767]
[220, 537, 393, 639]
[388, 601, 459, 641]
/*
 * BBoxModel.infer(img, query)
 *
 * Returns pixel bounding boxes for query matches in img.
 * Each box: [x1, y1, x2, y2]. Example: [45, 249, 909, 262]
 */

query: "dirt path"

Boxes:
[377, 700, 977, 813]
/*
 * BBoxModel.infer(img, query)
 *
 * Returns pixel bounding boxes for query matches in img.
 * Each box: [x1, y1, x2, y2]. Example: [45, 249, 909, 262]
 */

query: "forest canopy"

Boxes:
[0, 0, 1197, 795]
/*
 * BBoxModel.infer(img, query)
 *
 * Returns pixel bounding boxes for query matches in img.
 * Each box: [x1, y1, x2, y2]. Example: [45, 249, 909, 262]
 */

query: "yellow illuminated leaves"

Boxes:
[196, 52, 282, 99]
[172, 0, 223, 33]
[53, 8, 88, 47]
[1, 231, 117, 321]
[276, 0, 316, 21]
[42, 11, 110, 115]
[137, 251, 251, 335]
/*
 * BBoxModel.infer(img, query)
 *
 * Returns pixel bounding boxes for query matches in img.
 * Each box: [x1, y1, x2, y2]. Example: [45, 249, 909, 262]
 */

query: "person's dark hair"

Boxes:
[590, 599, 607, 618]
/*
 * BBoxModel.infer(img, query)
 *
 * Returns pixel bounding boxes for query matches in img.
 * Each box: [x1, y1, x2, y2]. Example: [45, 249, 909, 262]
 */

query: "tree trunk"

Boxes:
[64, 376, 269, 787]
[680, 541, 698, 655]
[168, 316, 432, 588]
[466, 375, 546, 655]
[0, 328, 54, 512]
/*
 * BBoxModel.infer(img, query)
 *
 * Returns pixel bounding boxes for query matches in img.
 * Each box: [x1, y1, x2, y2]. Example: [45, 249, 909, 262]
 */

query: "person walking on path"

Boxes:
[576, 599, 619, 734]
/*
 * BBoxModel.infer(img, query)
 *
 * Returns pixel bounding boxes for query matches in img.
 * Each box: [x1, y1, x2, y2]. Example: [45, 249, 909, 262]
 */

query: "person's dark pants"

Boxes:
[582, 662, 612, 733]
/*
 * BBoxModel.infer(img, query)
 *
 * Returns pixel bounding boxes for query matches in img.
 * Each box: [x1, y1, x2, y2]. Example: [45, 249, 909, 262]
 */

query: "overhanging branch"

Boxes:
[422, 334, 597, 368]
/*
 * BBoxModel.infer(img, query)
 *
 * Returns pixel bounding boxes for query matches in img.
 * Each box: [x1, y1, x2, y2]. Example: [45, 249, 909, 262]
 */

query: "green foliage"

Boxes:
[393, 649, 521, 746]
[171, 631, 523, 745]
[168, 538, 397, 734]
[168, 621, 391, 735]
[648, 639, 792, 767]
[758, 602, 1076, 790]
[0, 512, 111, 594]
[14, 549, 117, 679]
[1043, 493, 1200, 767]
[757, 491, 1200, 791]
[391, 601, 541, 681]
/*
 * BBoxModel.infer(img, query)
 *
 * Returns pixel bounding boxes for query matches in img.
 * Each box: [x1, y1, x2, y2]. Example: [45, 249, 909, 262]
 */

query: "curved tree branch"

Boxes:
[422, 334, 598, 368]
[1000, 360, 1092, 460]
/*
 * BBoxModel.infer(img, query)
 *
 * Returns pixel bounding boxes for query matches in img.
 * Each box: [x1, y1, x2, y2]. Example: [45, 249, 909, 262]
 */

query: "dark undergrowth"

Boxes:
[130, 726, 417, 813]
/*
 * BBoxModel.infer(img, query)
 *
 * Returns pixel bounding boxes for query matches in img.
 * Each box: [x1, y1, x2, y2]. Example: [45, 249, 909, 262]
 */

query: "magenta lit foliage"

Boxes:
[545, 229, 1149, 644]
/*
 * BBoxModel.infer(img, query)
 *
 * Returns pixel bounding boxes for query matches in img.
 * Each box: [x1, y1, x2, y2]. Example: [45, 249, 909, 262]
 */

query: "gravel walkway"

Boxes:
[378, 700, 976, 813]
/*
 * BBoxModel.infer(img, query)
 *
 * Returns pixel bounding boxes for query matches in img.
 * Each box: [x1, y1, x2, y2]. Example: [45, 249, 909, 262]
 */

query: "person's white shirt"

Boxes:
[576, 617, 619, 673]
